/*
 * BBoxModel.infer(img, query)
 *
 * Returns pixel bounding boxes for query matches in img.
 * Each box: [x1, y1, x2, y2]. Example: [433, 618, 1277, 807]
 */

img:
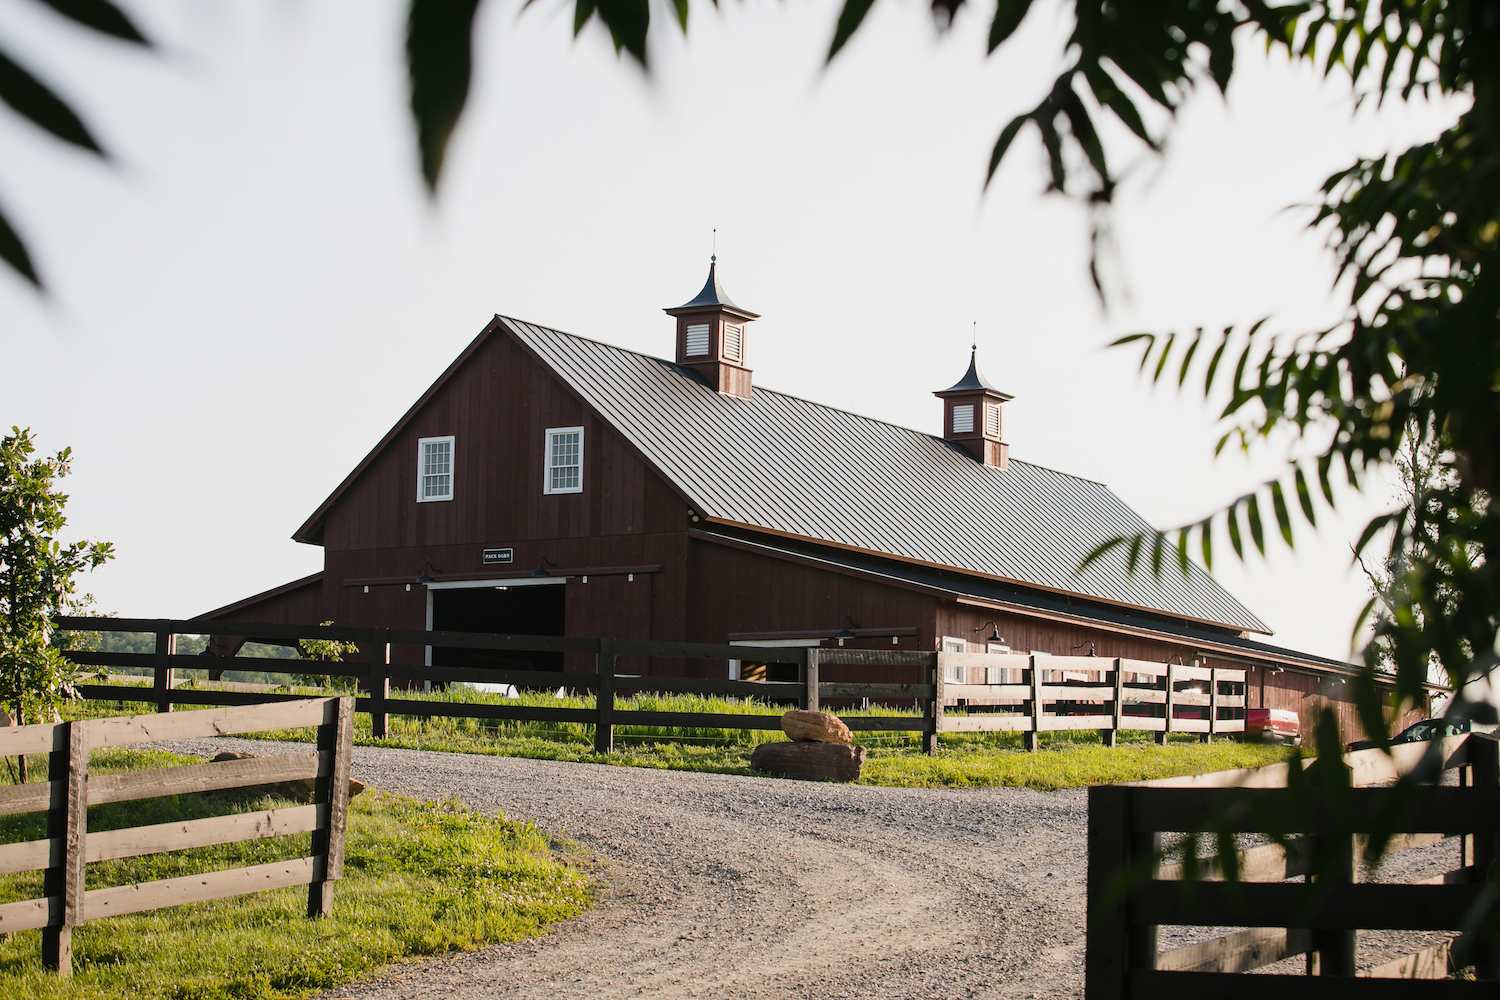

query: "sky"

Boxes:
[1, 0, 1470, 659]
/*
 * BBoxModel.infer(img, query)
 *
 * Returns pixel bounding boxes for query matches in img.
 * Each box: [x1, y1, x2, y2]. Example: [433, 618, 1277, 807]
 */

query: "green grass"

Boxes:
[59, 686, 1300, 790]
[0, 749, 590, 1000]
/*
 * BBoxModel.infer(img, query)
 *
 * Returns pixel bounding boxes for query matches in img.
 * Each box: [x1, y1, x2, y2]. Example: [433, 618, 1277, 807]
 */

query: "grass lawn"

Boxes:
[62, 684, 1301, 790]
[0, 748, 589, 1000]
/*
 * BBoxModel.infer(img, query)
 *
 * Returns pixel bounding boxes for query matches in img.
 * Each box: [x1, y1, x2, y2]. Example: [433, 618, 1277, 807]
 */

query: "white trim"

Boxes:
[728, 637, 821, 681]
[424, 577, 567, 591]
[416, 435, 455, 503]
[543, 426, 584, 495]
[941, 635, 966, 684]
[986, 642, 1012, 654]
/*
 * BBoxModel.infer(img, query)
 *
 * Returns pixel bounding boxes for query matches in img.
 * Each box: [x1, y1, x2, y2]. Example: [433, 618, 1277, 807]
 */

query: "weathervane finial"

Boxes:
[711, 228, 717, 264]
[972, 321, 977, 354]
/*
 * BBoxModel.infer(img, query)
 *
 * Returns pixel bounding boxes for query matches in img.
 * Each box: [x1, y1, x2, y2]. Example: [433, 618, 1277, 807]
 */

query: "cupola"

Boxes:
[934, 348, 1012, 469]
[664, 258, 759, 399]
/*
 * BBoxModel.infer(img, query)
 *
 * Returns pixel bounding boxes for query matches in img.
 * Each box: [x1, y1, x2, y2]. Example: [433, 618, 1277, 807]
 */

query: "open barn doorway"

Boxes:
[429, 581, 565, 675]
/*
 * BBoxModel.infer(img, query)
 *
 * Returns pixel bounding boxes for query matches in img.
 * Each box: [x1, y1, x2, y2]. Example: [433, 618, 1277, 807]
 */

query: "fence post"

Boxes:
[42, 720, 87, 976]
[153, 628, 175, 713]
[369, 629, 390, 740]
[1086, 784, 1130, 1000]
[1024, 655, 1041, 752]
[1157, 663, 1176, 745]
[307, 696, 354, 919]
[1103, 658, 1122, 748]
[1307, 832, 1357, 976]
[1471, 734, 1500, 979]
[594, 639, 616, 754]
[1206, 666, 1220, 744]
[805, 647, 820, 712]
[923, 653, 942, 755]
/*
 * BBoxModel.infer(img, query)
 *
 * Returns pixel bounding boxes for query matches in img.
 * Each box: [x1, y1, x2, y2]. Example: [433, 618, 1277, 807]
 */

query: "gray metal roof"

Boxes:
[665, 262, 759, 317]
[938, 348, 1011, 398]
[503, 317, 1271, 634]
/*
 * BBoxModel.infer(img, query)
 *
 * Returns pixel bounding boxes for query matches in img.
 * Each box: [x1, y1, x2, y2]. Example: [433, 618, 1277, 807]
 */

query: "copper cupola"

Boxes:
[664, 259, 760, 399]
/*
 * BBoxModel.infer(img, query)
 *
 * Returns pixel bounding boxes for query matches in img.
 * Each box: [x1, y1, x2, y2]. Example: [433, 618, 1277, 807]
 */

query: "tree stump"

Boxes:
[781, 709, 852, 744]
[750, 741, 867, 782]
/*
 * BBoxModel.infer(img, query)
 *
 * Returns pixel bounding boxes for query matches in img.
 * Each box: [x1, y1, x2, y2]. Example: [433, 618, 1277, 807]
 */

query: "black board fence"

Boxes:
[1086, 732, 1500, 996]
[53, 618, 1243, 754]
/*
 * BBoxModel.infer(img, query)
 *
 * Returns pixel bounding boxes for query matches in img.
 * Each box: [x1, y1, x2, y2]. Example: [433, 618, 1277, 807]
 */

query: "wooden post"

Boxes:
[594, 639, 616, 754]
[1307, 831, 1357, 976]
[1206, 666, 1220, 744]
[307, 697, 354, 918]
[923, 653, 942, 756]
[1102, 658, 1122, 748]
[1086, 784, 1130, 1000]
[153, 629, 175, 714]
[1129, 824, 1161, 973]
[369, 629, 390, 739]
[1471, 734, 1500, 980]
[1024, 655, 1042, 752]
[1157, 663, 1176, 746]
[804, 646, 820, 712]
[42, 720, 87, 976]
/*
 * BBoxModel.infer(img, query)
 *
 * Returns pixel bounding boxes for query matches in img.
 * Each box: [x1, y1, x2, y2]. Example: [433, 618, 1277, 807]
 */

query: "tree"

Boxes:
[0, 427, 113, 781]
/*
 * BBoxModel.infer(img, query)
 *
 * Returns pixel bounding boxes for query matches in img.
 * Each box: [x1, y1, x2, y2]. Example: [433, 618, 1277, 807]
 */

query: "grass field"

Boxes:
[0, 748, 589, 1000]
[58, 682, 1300, 789]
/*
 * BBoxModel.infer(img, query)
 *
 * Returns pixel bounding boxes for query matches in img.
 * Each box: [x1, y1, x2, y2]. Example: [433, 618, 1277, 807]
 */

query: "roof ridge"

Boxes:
[498, 315, 1112, 490]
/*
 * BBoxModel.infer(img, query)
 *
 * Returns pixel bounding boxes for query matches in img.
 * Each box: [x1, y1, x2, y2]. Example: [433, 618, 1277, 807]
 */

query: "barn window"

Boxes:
[685, 324, 710, 357]
[941, 636, 966, 684]
[952, 404, 974, 434]
[544, 427, 584, 494]
[724, 324, 743, 360]
[417, 436, 454, 503]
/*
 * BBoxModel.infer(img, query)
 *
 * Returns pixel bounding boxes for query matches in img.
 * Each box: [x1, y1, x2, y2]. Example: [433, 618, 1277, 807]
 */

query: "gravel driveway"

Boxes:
[163, 739, 1089, 999]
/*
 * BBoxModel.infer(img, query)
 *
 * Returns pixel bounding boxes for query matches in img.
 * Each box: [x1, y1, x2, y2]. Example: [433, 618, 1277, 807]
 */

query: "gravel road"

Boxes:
[157, 740, 1465, 997]
[163, 739, 1090, 999]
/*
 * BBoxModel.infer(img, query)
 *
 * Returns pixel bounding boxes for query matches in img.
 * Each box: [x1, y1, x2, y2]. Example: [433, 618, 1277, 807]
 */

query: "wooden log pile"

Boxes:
[750, 710, 867, 782]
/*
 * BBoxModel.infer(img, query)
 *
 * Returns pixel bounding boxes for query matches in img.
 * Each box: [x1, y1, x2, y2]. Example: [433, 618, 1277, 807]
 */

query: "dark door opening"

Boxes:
[431, 584, 566, 675]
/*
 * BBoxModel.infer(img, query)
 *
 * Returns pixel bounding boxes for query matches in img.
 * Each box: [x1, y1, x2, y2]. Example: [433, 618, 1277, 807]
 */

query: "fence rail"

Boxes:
[0, 697, 354, 977]
[54, 618, 1246, 754]
[1086, 732, 1500, 997]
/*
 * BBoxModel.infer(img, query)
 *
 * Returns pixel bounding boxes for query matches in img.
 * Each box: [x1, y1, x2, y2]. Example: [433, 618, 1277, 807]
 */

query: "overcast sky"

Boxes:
[2, 0, 1469, 658]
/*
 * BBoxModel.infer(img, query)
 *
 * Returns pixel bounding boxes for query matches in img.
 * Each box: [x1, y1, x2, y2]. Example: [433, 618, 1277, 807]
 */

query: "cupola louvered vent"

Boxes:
[724, 324, 743, 360]
[685, 324, 710, 357]
[985, 402, 1000, 437]
[952, 405, 974, 434]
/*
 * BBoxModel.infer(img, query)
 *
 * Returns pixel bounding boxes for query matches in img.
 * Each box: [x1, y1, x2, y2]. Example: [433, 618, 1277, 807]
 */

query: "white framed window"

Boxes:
[544, 427, 584, 494]
[952, 404, 974, 434]
[417, 436, 454, 503]
[685, 324, 710, 357]
[986, 642, 1011, 655]
[985, 403, 1001, 437]
[724, 324, 743, 360]
[942, 635, 966, 684]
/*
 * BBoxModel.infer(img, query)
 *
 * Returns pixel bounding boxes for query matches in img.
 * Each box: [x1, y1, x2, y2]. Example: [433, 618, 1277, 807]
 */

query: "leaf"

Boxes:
[1316, 452, 1337, 506]
[406, 0, 484, 192]
[1246, 494, 1266, 554]
[1177, 329, 1201, 387]
[1080, 536, 1125, 571]
[988, 0, 1033, 51]
[1203, 333, 1228, 394]
[1293, 467, 1317, 527]
[1200, 518, 1213, 570]
[1126, 533, 1143, 574]
[0, 198, 40, 289]
[574, 0, 596, 33]
[1176, 528, 1191, 574]
[828, 0, 879, 61]
[1353, 512, 1396, 558]
[984, 113, 1029, 187]
[1269, 480, 1293, 546]
[0, 46, 102, 154]
[1150, 531, 1166, 576]
[593, 0, 651, 64]
[1152, 332, 1175, 384]
[32, 0, 149, 45]
[669, 0, 689, 30]
[1227, 504, 1245, 560]
[1081, 61, 1153, 146]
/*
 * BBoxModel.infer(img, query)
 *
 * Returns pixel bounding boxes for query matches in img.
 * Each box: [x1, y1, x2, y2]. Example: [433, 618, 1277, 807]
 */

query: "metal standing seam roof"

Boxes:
[501, 317, 1272, 635]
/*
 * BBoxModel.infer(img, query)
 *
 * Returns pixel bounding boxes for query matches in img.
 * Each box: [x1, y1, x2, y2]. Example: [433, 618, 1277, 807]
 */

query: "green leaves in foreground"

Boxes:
[0, 0, 149, 289]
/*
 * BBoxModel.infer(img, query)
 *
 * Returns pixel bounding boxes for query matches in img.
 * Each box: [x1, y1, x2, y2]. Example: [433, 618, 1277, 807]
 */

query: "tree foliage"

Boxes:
[0, 427, 112, 742]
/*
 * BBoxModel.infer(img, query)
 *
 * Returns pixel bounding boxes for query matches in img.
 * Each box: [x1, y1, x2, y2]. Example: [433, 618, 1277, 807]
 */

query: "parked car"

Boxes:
[1347, 717, 1472, 752]
[1244, 708, 1301, 745]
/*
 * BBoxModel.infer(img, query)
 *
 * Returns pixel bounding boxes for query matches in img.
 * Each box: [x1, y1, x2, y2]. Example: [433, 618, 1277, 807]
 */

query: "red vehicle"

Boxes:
[1245, 708, 1300, 745]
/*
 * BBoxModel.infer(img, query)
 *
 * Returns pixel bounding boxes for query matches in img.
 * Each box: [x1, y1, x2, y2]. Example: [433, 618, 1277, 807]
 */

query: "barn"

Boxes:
[200, 262, 1420, 741]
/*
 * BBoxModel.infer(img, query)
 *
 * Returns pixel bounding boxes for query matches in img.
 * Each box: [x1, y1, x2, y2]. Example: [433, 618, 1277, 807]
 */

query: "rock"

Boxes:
[209, 751, 366, 803]
[750, 741, 867, 782]
[780, 709, 852, 744]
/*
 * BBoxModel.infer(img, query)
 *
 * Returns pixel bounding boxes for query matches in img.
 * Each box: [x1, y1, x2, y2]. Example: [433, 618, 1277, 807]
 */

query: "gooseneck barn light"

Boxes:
[414, 562, 442, 585]
[833, 616, 862, 646]
[531, 556, 558, 578]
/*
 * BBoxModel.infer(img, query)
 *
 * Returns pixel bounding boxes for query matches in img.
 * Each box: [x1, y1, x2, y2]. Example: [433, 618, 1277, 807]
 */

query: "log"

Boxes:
[209, 752, 365, 803]
[780, 710, 852, 745]
[749, 741, 867, 782]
